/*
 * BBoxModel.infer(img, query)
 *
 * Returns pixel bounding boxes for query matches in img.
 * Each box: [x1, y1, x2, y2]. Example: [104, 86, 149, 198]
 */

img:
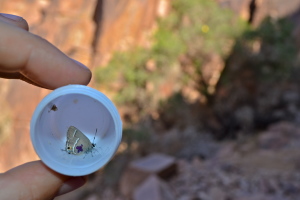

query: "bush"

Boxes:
[94, 0, 247, 119]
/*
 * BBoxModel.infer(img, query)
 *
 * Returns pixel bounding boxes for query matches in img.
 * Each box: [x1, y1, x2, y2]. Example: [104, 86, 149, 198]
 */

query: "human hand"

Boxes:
[0, 13, 91, 89]
[0, 13, 91, 199]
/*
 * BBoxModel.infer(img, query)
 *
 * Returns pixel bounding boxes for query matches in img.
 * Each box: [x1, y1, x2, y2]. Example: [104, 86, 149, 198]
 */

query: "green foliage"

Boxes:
[171, 0, 246, 57]
[237, 17, 297, 81]
[94, 0, 247, 116]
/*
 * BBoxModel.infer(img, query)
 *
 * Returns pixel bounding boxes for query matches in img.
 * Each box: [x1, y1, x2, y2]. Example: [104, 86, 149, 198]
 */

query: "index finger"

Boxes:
[0, 20, 91, 89]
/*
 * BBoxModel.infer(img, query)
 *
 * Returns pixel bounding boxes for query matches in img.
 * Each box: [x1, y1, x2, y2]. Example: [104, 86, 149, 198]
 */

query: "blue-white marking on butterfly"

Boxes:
[65, 126, 97, 156]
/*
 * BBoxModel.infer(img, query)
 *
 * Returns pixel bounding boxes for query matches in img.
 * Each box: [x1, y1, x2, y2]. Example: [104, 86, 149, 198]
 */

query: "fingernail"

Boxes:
[56, 176, 86, 196]
[72, 59, 90, 71]
[0, 13, 23, 21]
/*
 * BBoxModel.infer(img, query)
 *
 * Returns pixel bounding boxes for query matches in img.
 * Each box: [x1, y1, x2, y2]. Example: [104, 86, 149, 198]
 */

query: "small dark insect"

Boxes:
[48, 104, 58, 112]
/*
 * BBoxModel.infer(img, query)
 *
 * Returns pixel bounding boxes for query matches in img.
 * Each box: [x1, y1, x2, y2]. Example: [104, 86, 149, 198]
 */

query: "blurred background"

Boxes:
[1, 0, 300, 199]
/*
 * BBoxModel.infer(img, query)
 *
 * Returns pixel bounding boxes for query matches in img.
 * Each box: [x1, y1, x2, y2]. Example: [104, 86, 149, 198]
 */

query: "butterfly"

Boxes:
[65, 126, 97, 156]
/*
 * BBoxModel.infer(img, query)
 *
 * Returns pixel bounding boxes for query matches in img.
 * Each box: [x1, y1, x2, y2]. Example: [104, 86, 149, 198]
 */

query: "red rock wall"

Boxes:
[93, 0, 162, 66]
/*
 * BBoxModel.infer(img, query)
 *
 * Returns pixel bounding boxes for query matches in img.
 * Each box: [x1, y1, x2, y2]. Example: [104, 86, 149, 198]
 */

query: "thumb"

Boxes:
[0, 161, 86, 200]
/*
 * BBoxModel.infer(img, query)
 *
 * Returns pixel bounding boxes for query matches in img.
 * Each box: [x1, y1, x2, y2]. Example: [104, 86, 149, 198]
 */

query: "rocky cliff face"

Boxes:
[0, 0, 168, 68]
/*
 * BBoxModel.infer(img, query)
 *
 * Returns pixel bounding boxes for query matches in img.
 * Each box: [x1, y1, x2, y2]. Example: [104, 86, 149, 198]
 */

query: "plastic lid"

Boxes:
[30, 85, 122, 176]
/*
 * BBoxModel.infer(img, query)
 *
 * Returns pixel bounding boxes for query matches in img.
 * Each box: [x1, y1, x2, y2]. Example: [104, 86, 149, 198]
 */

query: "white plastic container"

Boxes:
[30, 85, 122, 176]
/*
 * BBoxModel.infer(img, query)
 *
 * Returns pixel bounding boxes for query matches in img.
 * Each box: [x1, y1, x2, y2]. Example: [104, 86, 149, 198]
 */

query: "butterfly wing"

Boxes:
[66, 126, 92, 155]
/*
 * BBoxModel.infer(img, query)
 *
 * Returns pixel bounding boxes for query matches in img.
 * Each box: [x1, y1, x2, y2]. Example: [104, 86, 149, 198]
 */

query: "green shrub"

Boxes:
[94, 0, 247, 116]
[225, 17, 298, 83]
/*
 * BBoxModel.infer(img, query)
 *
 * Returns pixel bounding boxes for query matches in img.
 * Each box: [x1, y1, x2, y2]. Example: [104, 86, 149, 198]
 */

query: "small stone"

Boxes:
[133, 175, 175, 200]
[130, 153, 177, 179]
[120, 153, 177, 197]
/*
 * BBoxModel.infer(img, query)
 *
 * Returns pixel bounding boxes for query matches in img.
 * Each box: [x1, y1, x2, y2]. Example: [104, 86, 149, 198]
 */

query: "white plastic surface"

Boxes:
[30, 85, 122, 176]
